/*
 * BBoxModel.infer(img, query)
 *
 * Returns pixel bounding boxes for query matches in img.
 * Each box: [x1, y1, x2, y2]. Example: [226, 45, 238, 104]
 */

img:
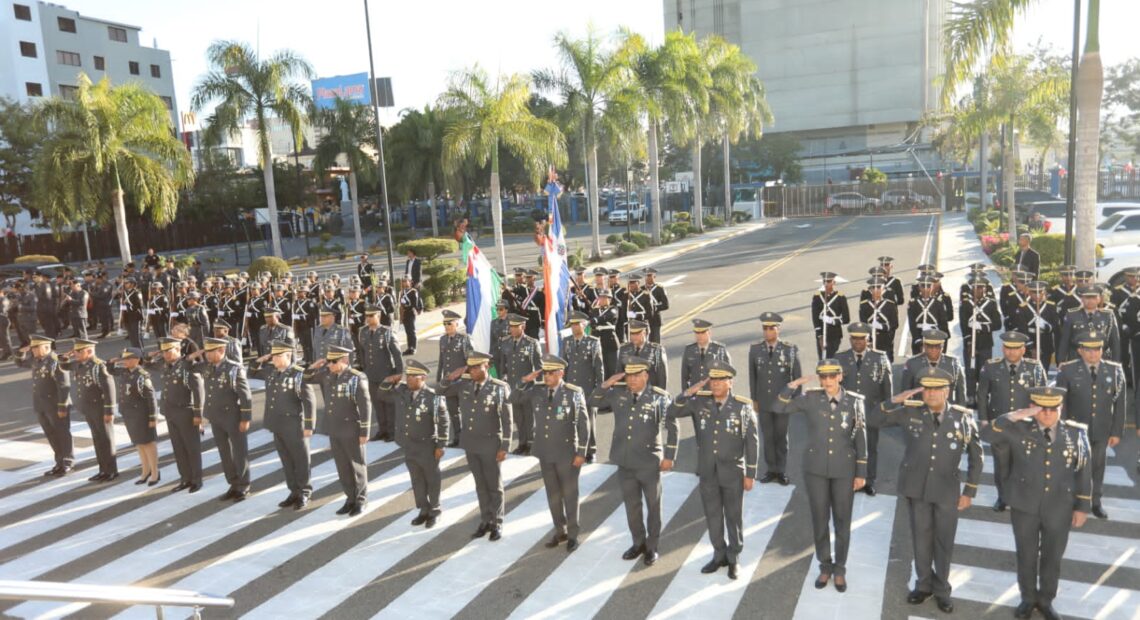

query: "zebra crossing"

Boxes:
[0, 428, 1136, 619]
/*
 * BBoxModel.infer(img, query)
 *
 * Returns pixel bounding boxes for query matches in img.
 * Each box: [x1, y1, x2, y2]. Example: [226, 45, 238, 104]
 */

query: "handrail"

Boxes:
[0, 580, 233, 619]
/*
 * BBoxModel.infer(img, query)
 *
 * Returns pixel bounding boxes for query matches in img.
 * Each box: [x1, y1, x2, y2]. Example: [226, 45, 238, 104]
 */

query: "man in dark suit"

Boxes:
[404, 249, 422, 287]
[1013, 232, 1041, 279]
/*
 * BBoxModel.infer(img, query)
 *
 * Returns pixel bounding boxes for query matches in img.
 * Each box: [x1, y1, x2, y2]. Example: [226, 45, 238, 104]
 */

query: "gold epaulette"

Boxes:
[652, 386, 669, 396]
[734, 394, 751, 404]
[488, 377, 507, 386]
[988, 357, 1002, 364]
[563, 383, 583, 392]
[950, 404, 971, 414]
[805, 387, 823, 392]
[1063, 419, 1089, 430]
[1103, 360, 1122, 368]
[1059, 359, 1079, 367]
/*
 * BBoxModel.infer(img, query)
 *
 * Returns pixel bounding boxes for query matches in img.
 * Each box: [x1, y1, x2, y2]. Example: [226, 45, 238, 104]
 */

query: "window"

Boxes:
[1118, 217, 1140, 232]
[1099, 214, 1124, 231]
[160, 96, 173, 110]
[19, 41, 36, 58]
[108, 26, 127, 42]
[57, 16, 76, 32]
[94, 55, 105, 70]
[25, 82, 43, 97]
[59, 85, 78, 99]
[128, 61, 139, 75]
[150, 64, 161, 78]
[56, 50, 81, 66]
[13, 4, 31, 20]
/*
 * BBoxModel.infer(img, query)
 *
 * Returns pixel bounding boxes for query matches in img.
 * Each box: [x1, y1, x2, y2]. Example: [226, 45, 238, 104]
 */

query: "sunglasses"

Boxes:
[817, 373, 839, 380]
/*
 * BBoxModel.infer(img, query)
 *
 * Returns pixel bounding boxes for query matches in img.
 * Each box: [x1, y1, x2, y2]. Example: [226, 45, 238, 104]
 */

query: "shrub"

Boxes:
[568, 246, 587, 270]
[310, 245, 330, 258]
[15, 254, 60, 264]
[669, 222, 690, 239]
[397, 237, 458, 261]
[674, 212, 691, 222]
[326, 243, 347, 255]
[319, 232, 333, 244]
[659, 228, 675, 244]
[248, 255, 290, 279]
[731, 211, 751, 223]
[423, 258, 459, 279]
[703, 215, 724, 228]
[606, 233, 623, 244]
[616, 241, 639, 256]
[990, 245, 1016, 268]
[980, 233, 1010, 256]
[1030, 233, 1066, 268]
[421, 292, 436, 311]
[624, 231, 651, 249]
[425, 270, 465, 302]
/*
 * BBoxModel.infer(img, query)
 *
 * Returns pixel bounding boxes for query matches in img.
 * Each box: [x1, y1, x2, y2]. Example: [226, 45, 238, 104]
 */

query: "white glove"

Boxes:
[919, 323, 935, 331]
[1036, 317, 1047, 329]
[823, 316, 836, 325]
[968, 320, 982, 330]
[146, 309, 156, 316]
[871, 320, 884, 329]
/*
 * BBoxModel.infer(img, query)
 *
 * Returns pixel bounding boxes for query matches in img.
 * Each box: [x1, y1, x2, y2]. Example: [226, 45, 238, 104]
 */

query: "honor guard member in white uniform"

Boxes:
[1058, 285, 1121, 363]
[1053, 329, 1126, 519]
[666, 359, 759, 580]
[748, 312, 802, 485]
[561, 311, 604, 462]
[304, 345, 372, 517]
[618, 319, 668, 390]
[498, 313, 542, 455]
[154, 336, 205, 492]
[16, 334, 74, 476]
[644, 268, 669, 343]
[984, 386, 1092, 620]
[871, 368, 983, 614]
[517, 355, 590, 551]
[441, 351, 512, 541]
[812, 272, 850, 359]
[1014, 280, 1061, 369]
[908, 275, 948, 354]
[975, 331, 1047, 512]
[777, 359, 868, 592]
[680, 318, 730, 390]
[197, 337, 254, 501]
[590, 356, 673, 566]
[900, 329, 968, 405]
[436, 309, 473, 446]
[378, 360, 449, 528]
[836, 322, 892, 495]
[859, 277, 899, 361]
[60, 338, 118, 481]
[260, 339, 317, 510]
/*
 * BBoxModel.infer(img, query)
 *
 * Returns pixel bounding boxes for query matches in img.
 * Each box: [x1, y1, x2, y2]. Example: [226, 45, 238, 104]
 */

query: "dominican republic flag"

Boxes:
[463, 234, 501, 353]
[542, 181, 572, 355]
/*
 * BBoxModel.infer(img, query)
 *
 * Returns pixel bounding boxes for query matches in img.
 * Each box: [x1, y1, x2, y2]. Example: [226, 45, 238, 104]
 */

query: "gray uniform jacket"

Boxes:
[986, 416, 1093, 514]
[589, 385, 672, 470]
[975, 358, 1048, 422]
[263, 364, 317, 434]
[61, 358, 116, 419]
[1053, 360, 1127, 441]
[436, 333, 473, 382]
[376, 383, 449, 451]
[313, 324, 355, 365]
[441, 377, 512, 453]
[303, 366, 371, 439]
[498, 335, 542, 391]
[560, 335, 604, 392]
[680, 341, 730, 390]
[869, 401, 983, 504]
[773, 387, 868, 479]
[195, 360, 253, 425]
[618, 341, 668, 390]
[1058, 308, 1121, 362]
[520, 382, 589, 462]
[748, 340, 802, 411]
[836, 349, 892, 409]
[899, 354, 968, 405]
[158, 358, 203, 417]
[666, 391, 760, 483]
[18, 352, 70, 412]
[358, 325, 403, 382]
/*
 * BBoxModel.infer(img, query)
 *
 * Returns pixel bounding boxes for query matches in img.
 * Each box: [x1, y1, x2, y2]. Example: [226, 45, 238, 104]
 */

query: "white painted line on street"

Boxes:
[972, 484, 1140, 525]
[0, 439, 57, 465]
[949, 563, 1138, 620]
[509, 471, 699, 620]
[955, 518, 1140, 570]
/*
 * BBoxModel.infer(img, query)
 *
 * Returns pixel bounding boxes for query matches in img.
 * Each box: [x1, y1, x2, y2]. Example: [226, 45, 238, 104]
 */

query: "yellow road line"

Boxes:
[660, 218, 859, 336]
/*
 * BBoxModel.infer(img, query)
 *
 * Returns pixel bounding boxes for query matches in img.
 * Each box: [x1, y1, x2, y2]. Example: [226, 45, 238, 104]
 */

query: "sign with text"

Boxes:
[311, 73, 371, 109]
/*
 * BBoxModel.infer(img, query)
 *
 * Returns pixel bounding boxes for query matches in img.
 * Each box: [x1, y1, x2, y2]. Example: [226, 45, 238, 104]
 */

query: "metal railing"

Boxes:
[0, 580, 234, 619]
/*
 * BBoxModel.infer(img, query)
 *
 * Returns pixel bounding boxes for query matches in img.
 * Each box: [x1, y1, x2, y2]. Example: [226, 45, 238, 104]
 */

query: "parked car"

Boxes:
[608, 202, 646, 226]
[825, 192, 879, 214]
[1097, 243, 1140, 286]
[881, 189, 934, 209]
[1094, 209, 1140, 249]
[1025, 200, 1068, 232]
[1014, 189, 1060, 207]
[0, 261, 68, 289]
[1097, 201, 1140, 223]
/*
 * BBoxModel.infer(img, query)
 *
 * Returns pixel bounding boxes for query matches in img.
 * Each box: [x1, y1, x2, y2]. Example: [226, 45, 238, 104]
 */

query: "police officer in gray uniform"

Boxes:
[1058, 285, 1121, 362]
[498, 313, 542, 455]
[871, 367, 983, 614]
[776, 359, 867, 591]
[590, 356, 673, 566]
[91, 273, 115, 338]
[680, 318, 730, 390]
[617, 320, 668, 390]
[16, 334, 73, 476]
[60, 338, 118, 481]
[1053, 329, 1126, 520]
[748, 311, 802, 485]
[152, 336, 205, 492]
[256, 309, 293, 357]
[984, 386, 1092, 620]
[378, 359, 449, 527]
[976, 331, 1047, 512]
[835, 322, 891, 496]
[359, 305, 404, 443]
[196, 337, 254, 501]
[259, 339, 317, 510]
[436, 309, 473, 447]
[305, 345, 372, 517]
[518, 355, 590, 551]
[666, 359, 759, 580]
[561, 311, 604, 463]
[183, 292, 210, 349]
[62, 280, 90, 339]
[899, 329, 968, 405]
[313, 308, 355, 364]
[441, 351, 512, 540]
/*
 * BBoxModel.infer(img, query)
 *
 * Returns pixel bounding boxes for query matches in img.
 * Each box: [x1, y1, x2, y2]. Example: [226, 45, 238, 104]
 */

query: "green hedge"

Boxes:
[397, 237, 457, 261]
[624, 231, 651, 249]
[703, 215, 724, 229]
[249, 256, 290, 279]
[423, 258, 459, 279]
[615, 241, 640, 256]
[15, 254, 60, 264]
[1030, 234, 1066, 268]
[606, 233, 623, 244]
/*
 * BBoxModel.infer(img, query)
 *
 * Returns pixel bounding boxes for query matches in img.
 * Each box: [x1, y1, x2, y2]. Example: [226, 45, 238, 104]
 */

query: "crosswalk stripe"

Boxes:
[508, 471, 700, 620]
[791, 492, 898, 620]
[0, 437, 331, 581]
[247, 455, 539, 619]
[955, 518, 1140, 570]
[972, 484, 1140, 525]
[949, 563, 1138, 620]
[373, 464, 616, 619]
[0, 438, 64, 466]
[5, 440, 401, 620]
[649, 483, 796, 619]
[0, 423, 158, 484]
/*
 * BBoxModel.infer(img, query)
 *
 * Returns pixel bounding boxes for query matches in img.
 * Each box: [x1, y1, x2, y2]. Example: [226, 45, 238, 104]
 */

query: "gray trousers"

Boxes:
[1090, 440, 1108, 507]
[445, 395, 460, 443]
[370, 386, 394, 438]
[330, 435, 367, 503]
[81, 411, 117, 475]
[1011, 508, 1071, 606]
[805, 473, 855, 575]
[273, 428, 311, 497]
[757, 409, 789, 473]
[0, 315, 11, 356]
[37, 310, 57, 337]
[513, 399, 534, 447]
[166, 409, 201, 485]
[618, 466, 662, 552]
[17, 314, 36, 347]
[866, 426, 880, 483]
[585, 407, 598, 457]
[70, 316, 88, 339]
[907, 497, 959, 597]
[992, 441, 1011, 501]
[405, 445, 442, 515]
[211, 421, 250, 491]
[466, 449, 504, 526]
[541, 460, 581, 538]
[700, 469, 745, 564]
[37, 407, 73, 468]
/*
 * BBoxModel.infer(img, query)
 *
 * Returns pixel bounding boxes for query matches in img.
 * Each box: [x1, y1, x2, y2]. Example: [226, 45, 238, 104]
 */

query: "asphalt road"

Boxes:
[0, 214, 1136, 620]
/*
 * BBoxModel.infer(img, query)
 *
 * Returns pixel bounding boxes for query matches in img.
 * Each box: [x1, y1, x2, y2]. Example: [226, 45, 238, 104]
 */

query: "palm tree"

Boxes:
[534, 28, 638, 260]
[311, 97, 376, 254]
[34, 73, 193, 265]
[439, 66, 566, 273]
[191, 40, 313, 258]
[624, 29, 708, 243]
[386, 105, 446, 237]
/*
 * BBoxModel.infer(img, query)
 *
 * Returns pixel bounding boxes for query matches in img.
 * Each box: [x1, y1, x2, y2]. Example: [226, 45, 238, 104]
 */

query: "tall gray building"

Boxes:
[1, 1, 179, 128]
[666, 0, 946, 181]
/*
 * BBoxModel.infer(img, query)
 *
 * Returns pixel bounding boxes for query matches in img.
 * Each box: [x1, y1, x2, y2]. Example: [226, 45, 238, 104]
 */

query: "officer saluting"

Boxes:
[260, 339, 317, 510]
[378, 359, 449, 528]
[60, 338, 118, 482]
[983, 386, 1092, 620]
[517, 355, 590, 551]
[870, 368, 983, 614]
[590, 356, 673, 566]
[196, 337, 254, 501]
[154, 336, 205, 493]
[899, 329, 967, 405]
[776, 359, 867, 592]
[16, 334, 73, 476]
[680, 318, 730, 390]
[561, 311, 604, 463]
[835, 322, 891, 496]
[748, 312, 802, 485]
[666, 359, 759, 580]
[304, 345, 372, 517]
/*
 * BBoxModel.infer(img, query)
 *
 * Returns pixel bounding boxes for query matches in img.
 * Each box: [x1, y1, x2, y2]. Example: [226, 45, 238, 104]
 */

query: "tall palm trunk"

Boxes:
[348, 170, 363, 254]
[587, 116, 602, 259]
[490, 144, 507, 274]
[692, 142, 704, 232]
[260, 134, 284, 258]
[427, 177, 439, 237]
[648, 119, 662, 244]
[1004, 117, 1017, 241]
[1074, 0, 1102, 270]
[111, 170, 131, 265]
[723, 134, 732, 226]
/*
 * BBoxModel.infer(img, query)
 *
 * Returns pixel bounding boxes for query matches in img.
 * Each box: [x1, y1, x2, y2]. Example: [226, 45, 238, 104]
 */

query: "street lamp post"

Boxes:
[363, 0, 396, 281]
[1063, 0, 1081, 264]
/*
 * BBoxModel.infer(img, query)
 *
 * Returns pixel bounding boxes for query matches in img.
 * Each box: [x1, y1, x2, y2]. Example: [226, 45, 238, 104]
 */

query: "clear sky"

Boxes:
[52, 0, 1140, 124]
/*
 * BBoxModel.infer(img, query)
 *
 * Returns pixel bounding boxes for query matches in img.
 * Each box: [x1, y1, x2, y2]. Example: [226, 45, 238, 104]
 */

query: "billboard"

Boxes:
[311, 73, 371, 109]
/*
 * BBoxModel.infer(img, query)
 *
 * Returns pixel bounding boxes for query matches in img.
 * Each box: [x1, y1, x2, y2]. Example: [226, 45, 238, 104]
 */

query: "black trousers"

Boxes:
[402, 314, 417, 351]
[757, 409, 789, 474]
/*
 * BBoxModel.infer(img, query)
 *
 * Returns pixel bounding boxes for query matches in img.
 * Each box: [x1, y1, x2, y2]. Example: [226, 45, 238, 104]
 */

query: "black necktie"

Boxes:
[768, 346, 774, 360]
[856, 355, 863, 370]
[933, 411, 941, 427]
[1009, 363, 1016, 376]
[829, 398, 838, 411]
[700, 347, 705, 361]
[1044, 427, 1053, 444]
[548, 389, 555, 404]
[1090, 366, 1098, 383]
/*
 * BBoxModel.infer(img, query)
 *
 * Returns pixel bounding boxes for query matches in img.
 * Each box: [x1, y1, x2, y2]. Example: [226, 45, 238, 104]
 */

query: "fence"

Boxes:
[766, 178, 944, 218]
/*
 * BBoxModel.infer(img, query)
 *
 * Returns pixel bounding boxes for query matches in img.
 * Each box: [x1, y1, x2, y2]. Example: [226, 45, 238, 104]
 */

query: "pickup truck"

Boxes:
[608, 203, 646, 226]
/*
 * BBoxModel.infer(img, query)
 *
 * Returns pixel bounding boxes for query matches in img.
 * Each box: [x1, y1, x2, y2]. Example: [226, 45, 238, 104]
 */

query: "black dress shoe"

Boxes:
[701, 559, 724, 574]
[510, 446, 525, 456]
[759, 472, 778, 483]
[814, 572, 831, 589]
[545, 535, 562, 548]
[348, 503, 364, 516]
[58, 464, 71, 476]
[88, 472, 108, 482]
[993, 499, 1008, 512]
[935, 596, 954, 613]
[566, 538, 579, 552]
[171, 482, 190, 492]
[447, 440, 460, 448]
[295, 496, 310, 510]
[104, 472, 119, 482]
[472, 523, 489, 538]
[863, 484, 876, 497]
[777, 474, 790, 486]
[336, 501, 353, 515]
[370, 432, 384, 442]
[1037, 602, 1062, 620]
[1091, 505, 1108, 519]
[424, 514, 437, 528]
[383, 436, 394, 443]
[44, 466, 61, 477]
[585, 455, 595, 464]
[643, 551, 659, 566]
[219, 488, 238, 501]
[1014, 601, 1034, 619]
[411, 513, 429, 526]
[727, 563, 739, 580]
[233, 490, 250, 502]
[279, 494, 299, 508]
[147, 476, 161, 487]
[907, 590, 933, 605]
[188, 483, 202, 493]
[135, 478, 148, 485]
[520, 444, 531, 455]
[488, 527, 502, 541]
[833, 575, 846, 593]
[622, 543, 646, 561]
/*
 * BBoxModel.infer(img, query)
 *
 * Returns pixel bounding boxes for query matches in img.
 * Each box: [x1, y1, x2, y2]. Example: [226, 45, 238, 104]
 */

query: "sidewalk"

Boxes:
[936, 211, 1004, 363]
